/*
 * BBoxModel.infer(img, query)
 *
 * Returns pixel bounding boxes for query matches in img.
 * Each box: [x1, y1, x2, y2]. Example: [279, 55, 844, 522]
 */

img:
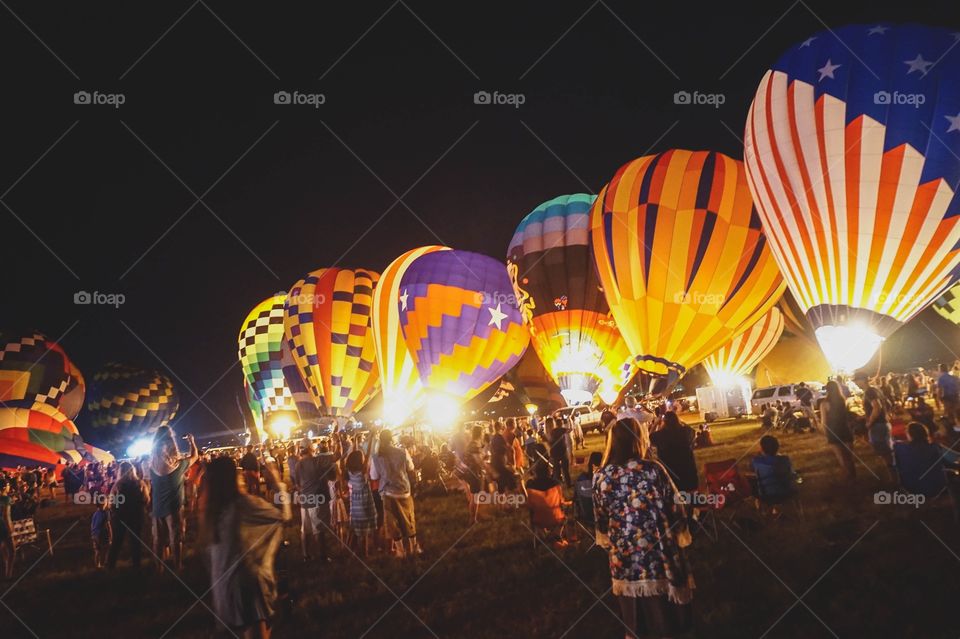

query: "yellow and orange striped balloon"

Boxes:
[703, 307, 784, 386]
[372, 246, 449, 424]
[590, 149, 785, 388]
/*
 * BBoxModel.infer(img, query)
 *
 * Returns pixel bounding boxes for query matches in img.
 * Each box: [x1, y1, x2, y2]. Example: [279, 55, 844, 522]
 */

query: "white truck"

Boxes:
[554, 405, 604, 432]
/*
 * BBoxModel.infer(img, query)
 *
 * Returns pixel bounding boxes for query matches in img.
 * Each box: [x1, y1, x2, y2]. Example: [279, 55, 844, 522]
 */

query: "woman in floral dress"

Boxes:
[594, 417, 694, 638]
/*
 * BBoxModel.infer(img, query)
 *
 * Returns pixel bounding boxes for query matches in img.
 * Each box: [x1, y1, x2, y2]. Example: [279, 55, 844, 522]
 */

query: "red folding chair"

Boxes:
[698, 459, 755, 535]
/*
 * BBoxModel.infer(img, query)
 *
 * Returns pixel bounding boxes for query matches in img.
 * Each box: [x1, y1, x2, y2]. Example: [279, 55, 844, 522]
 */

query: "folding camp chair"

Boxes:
[697, 459, 755, 535]
[12, 518, 54, 562]
[751, 460, 805, 520]
[526, 486, 570, 549]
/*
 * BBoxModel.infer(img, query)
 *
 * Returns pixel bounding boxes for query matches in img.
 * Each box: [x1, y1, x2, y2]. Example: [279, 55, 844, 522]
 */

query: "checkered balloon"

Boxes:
[0, 330, 71, 410]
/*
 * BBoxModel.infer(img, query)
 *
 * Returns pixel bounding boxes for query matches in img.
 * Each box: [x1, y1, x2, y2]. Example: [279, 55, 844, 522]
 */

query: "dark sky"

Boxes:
[3, 1, 957, 441]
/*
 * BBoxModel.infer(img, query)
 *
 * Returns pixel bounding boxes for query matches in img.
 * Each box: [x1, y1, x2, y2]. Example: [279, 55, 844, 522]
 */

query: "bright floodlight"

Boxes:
[525, 403, 538, 415]
[815, 324, 883, 374]
[127, 436, 153, 458]
[597, 384, 620, 405]
[426, 394, 460, 430]
[709, 369, 746, 390]
[382, 397, 414, 426]
[268, 414, 296, 440]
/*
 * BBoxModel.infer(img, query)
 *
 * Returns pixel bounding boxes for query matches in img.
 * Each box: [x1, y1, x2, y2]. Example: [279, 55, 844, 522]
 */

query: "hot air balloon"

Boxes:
[508, 194, 636, 405]
[932, 283, 960, 325]
[372, 246, 450, 425]
[0, 331, 71, 410]
[590, 150, 786, 393]
[744, 24, 960, 373]
[238, 296, 302, 438]
[284, 268, 381, 418]
[397, 250, 530, 423]
[59, 358, 86, 421]
[86, 363, 179, 446]
[280, 342, 321, 427]
[0, 438, 74, 470]
[0, 402, 81, 453]
[703, 307, 785, 387]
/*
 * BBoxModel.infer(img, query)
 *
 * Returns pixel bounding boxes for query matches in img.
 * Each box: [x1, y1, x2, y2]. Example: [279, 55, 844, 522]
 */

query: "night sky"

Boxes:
[3, 1, 958, 443]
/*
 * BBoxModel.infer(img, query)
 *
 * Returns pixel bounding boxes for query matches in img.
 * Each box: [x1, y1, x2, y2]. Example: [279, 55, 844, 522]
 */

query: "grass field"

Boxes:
[3, 419, 959, 638]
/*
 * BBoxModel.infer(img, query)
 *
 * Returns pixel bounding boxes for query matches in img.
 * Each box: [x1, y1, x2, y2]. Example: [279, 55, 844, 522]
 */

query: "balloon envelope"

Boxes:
[238, 296, 298, 419]
[0, 330, 71, 410]
[398, 250, 530, 402]
[703, 307, 785, 386]
[744, 23, 960, 372]
[284, 268, 381, 417]
[372, 246, 450, 424]
[0, 402, 80, 450]
[59, 358, 86, 421]
[86, 363, 179, 446]
[590, 149, 785, 392]
[932, 283, 960, 325]
[508, 194, 634, 404]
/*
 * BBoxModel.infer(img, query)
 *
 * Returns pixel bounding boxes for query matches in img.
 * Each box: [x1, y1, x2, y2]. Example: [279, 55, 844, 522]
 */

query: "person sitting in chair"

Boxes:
[524, 444, 568, 547]
[894, 422, 960, 497]
[751, 435, 796, 503]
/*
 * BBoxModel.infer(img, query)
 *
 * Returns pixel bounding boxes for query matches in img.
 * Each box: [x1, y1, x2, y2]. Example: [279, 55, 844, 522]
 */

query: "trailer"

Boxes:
[696, 382, 752, 421]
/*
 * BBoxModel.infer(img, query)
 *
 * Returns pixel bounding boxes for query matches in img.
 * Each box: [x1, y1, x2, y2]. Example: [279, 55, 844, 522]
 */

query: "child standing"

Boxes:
[346, 450, 377, 558]
[91, 498, 112, 569]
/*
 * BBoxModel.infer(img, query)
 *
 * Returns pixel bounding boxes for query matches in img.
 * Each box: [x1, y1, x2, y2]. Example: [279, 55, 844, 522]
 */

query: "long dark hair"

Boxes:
[601, 418, 648, 467]
[825, 380, 846, 413]
[661, 411, 682, 430]
[200, 457, 240, 544]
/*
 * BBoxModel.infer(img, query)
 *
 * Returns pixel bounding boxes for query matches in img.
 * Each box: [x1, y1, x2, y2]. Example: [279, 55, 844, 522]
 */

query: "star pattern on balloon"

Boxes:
[817, 59, 841, 81]
[904, 53, 934, 75]
[488, 303, 507, 329]
[945, 112, 960, 133]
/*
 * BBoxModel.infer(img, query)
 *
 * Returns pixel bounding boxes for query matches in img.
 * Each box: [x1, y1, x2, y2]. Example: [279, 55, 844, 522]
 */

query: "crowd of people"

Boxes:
[4, 364, 960, 638]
